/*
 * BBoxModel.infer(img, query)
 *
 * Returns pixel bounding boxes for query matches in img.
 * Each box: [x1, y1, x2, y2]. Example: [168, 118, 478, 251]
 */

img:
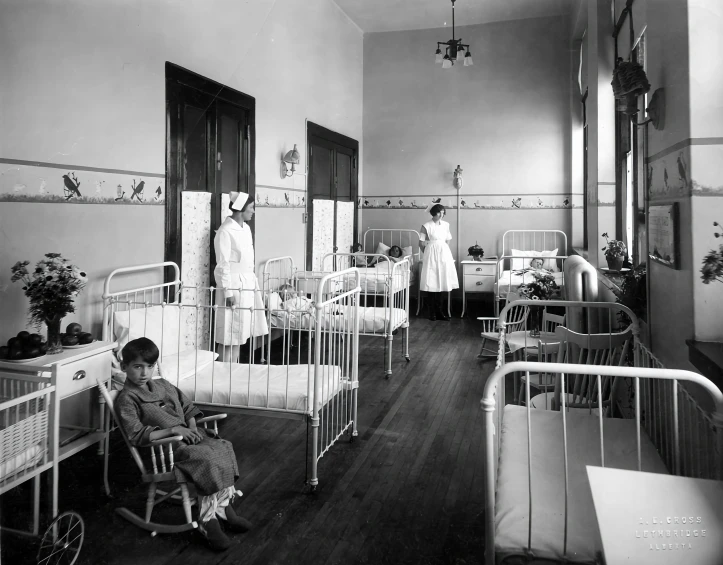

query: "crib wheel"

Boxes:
[37, 511, 85, 565]
[405, 356, 410, 363]
[309, 485, 317, 494]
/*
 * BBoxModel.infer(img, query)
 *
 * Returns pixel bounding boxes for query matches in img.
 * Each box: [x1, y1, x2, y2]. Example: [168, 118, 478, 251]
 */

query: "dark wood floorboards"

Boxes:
[1, 310, 498, 565]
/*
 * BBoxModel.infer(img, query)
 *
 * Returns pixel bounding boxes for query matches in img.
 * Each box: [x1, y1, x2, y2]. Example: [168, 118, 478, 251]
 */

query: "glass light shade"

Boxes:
[435, 49, 443, 63]
[456, 47, 464, 61]
[442, 56, 452, 69]
[283, 144, 300, 165]
[464, 52, 473, 67]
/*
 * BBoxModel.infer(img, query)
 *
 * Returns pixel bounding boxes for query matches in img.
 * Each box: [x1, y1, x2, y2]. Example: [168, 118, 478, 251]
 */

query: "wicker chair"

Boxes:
[98, 382, 227, 536]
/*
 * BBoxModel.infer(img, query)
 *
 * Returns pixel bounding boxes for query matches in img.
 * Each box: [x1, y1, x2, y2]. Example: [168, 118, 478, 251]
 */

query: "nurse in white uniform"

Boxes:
[419, 203, 458, 321]
[213, 191, 269, 362]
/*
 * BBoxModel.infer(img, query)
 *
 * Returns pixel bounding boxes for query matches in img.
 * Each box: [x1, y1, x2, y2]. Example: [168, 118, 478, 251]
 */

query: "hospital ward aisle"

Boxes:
[1, 316, 498, 565]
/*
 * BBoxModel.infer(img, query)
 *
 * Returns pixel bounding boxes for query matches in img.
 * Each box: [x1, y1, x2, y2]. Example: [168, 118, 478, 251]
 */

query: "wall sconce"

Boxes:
[280, 144, 300, 178]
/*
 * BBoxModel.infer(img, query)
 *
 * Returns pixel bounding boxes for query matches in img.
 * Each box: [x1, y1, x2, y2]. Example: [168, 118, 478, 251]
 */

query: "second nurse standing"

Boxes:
[419, 203, 458, 321]
[213, 191, 269, 362]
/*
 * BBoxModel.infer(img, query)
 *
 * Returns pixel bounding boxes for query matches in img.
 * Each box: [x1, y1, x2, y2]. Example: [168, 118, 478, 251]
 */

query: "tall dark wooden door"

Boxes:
[165, 63, 255, 286]
[306, 122, 358, 271]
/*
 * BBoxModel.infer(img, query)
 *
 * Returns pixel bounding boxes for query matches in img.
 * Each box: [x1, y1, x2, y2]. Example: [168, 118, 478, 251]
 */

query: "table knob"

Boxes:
[72, 370, 86, 381]
[476, 281, 483, 286]
[476, 267, 482, 271]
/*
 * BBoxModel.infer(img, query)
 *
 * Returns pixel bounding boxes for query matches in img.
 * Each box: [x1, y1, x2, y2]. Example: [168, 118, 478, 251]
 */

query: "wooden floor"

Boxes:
[1, 311, 498, 565]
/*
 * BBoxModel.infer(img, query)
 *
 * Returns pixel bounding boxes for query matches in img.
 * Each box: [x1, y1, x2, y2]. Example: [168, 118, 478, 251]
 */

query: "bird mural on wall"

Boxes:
[563, 198, 570, 207]
[154, 186, 163, 201]
[363, 198, 370, 207]
[284, 193, 290, 206]
[62, 173, 81, 200]
[130, 179, 145, 202]
[537, 197, 544, 207]
[399, 199, 404, 207]
[663, 167, 670, 193]
[511, 197, 522, 209]
[431, 197, 442, 204]
[474, 200, 482, 208]
[677, 153, 688, 192]
[386, 199, 392, 207]
[115, 184, 125, 202]
[460, 199, 467, 208]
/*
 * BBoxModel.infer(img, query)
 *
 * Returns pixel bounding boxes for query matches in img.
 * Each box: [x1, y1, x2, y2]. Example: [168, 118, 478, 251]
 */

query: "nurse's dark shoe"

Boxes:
[437, 310, 450, 321]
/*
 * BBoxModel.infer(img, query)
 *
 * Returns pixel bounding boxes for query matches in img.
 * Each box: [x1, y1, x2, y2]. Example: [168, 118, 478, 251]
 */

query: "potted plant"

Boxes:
[11, 253, 87, 354]
[517, 272, 561, 337]
[613, 264, 647, 328]
[467, 242, 484, 262]
[602, 232, 627, 271]
[700, 221, 723, 285]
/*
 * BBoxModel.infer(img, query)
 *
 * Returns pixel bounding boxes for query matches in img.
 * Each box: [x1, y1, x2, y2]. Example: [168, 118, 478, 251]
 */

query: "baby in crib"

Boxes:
[354, 244, 404, 268]
[278, 284, 314, 314]
[515, 257, 553, 276]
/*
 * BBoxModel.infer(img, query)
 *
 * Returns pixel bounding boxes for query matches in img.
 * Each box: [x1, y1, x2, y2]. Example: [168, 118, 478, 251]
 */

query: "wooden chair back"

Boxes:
[552, 325, 633, 411]
[542, 312, 566, 334]
[502, 292, 529, 333]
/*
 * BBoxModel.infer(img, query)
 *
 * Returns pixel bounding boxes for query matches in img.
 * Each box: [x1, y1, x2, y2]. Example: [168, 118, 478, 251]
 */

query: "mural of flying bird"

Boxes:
[664, 168, 669, 193]
[364, 199, 370, 206]
[511, 197, 522, 209]
[431, 197, 442, 204]
[677, 153, 688, 188]
[563, 198, 570, 207]
[385, 200, 392, 207]
[285, 193, 290, 205]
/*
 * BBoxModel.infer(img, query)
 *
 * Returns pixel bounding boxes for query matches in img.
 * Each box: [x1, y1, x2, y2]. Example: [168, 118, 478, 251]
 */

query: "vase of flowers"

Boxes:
[602, 232, 627, 271]
[517, 272, 561, 337]
[11, 253, 87, 354]
[700, 221, 723, 285]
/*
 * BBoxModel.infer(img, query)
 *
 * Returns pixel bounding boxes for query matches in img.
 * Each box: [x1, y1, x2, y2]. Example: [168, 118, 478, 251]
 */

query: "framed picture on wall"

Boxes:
[649, 203, 679, 269]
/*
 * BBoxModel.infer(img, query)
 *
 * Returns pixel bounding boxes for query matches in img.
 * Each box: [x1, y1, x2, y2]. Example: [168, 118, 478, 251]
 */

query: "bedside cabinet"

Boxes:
[461, 258, 498, 317]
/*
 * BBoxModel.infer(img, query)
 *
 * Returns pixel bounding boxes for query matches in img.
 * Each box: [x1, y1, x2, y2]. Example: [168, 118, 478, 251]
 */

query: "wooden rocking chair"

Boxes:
[477, 292, 528, 358]
[98, 382, 227, 536]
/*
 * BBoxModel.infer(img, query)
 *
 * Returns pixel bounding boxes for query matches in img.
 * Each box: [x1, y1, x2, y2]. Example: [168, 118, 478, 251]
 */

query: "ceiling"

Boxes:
[333, 0, 575, 33]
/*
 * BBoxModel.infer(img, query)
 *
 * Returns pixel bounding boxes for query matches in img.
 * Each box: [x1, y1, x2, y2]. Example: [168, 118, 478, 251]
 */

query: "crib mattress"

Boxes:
[495, 404, 668, 564]
[495, 271, 565, 296]
[354, 265, 411, 294]
[176, 362, 345, 414]
[270, 306, 407, 334]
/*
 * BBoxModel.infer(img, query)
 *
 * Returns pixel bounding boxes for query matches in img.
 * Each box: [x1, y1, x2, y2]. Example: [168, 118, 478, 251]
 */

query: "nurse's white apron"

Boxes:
[419, 220, 459, 293]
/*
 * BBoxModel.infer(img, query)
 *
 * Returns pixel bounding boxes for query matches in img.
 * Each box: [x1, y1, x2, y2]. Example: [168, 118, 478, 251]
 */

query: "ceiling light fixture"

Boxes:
[435, 0, 473, 69]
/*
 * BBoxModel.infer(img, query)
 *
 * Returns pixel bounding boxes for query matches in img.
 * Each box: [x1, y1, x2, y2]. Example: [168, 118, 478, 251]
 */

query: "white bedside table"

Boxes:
[461, 258, 498, 317]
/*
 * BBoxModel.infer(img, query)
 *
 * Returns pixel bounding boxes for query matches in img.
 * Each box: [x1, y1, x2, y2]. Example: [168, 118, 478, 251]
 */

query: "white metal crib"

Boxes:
[102, 261, 361, 490]
[263, 254, 411, 378]
[482, 299, 723, 564]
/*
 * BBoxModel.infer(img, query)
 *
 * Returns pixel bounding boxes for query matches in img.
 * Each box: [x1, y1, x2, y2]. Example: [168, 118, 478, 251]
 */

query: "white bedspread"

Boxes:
[270, 306, 407, 334]
[176, 362, 345, 414]
[353, 264, 411, 294]
[496, 270, 565, 295]
[495, 404, 668, 563]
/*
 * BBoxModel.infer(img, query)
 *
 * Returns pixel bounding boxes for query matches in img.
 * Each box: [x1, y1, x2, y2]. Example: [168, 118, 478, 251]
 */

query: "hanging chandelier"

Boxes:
[435, 0, 473, 69]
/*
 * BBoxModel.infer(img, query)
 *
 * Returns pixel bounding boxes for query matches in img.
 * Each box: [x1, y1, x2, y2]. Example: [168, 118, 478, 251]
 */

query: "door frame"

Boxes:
[306, 122, 359, 270]
[165, 62, 256, 282]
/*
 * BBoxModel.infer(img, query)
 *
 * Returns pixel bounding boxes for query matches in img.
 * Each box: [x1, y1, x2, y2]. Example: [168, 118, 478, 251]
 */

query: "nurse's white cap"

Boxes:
[230, 191, 249, 211]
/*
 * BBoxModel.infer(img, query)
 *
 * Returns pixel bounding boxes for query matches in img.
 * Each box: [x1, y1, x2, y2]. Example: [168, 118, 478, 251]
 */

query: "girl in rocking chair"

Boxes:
[116, 337, 251, 551]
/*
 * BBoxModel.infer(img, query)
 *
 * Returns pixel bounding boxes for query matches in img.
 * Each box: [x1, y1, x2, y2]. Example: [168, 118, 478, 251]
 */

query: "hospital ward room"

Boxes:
[2, 0, 723, 564]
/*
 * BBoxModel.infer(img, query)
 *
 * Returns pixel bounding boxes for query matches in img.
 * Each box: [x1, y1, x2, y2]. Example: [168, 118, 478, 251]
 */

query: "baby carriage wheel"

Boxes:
[37, 511, 85, 565]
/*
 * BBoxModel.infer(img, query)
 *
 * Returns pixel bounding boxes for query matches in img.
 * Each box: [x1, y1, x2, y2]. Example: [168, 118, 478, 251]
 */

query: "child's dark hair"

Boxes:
[429, 204, 445, 217]
[120, 337, 160, 365]
[353, 242, 363, 252]
[389, 245, 403, 258]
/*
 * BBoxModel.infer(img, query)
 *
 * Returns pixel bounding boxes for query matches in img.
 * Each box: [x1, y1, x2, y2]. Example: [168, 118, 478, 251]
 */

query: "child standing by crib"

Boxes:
[116, 337, 252, 552]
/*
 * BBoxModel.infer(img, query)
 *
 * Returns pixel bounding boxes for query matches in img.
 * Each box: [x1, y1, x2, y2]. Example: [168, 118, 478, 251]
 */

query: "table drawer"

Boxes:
[464, 275, 494, 293]
[56, 350, 112, 399]
[463, 263, 496, 276]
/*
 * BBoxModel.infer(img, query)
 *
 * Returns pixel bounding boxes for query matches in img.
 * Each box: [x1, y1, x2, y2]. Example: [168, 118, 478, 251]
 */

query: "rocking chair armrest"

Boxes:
[150, 435, 184, 447]
[196, 414, 228, 425]
[476, 317, 499, 333]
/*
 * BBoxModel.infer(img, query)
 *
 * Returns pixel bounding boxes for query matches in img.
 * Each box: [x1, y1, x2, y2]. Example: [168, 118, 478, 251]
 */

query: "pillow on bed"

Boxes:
[158, 349, 219, 381]
[267, 291, 282, 311]
[510, 249, 560, 272]
[402, 245, 413, 260]
[375, 242, 391, 256]
[113, 305, 182, 357]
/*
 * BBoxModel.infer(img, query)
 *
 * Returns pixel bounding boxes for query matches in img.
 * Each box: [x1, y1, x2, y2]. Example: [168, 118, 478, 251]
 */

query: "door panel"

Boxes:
[335, 150, 352, 201]
[335, 201, 355, 258]
[312, 199, 335, 271]
[183, 104, 208, 192]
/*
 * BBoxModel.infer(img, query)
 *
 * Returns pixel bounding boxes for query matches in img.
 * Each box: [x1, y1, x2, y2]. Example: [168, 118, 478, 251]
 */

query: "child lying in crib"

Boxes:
[116, 337, 252, 552]
[514, 257, 553, 276]
[353, 243, 404, 267]
[278, 283, 314, 314]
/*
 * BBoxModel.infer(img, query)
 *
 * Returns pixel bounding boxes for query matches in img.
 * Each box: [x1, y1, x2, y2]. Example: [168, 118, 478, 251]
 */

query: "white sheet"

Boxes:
[495, 404, 668, 563]
[176, 361, 346, 414]
[496, 270, 565, 295]
[270, 306, 407, 334]
[354, 264, 412, 294]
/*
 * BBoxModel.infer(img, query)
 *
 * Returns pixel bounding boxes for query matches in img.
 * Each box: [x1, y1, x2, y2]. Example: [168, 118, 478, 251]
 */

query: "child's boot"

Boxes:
[224, 503, 253, 533]
[199, 518, 231, 551]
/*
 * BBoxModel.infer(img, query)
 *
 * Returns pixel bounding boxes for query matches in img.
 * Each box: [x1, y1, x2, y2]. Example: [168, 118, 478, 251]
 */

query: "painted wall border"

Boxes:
[647, 137, 723, 164]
